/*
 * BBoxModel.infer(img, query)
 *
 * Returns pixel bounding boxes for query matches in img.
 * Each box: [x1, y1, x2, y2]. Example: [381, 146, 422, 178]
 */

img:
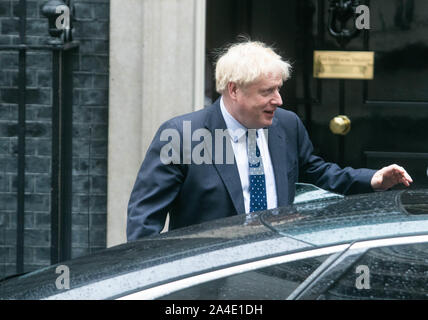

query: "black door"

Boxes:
[305, 0, 428, 189]
[206, 0, 428, 189]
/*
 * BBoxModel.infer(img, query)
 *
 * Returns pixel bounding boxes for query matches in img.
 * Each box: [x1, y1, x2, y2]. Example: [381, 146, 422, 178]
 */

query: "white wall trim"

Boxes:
[107, 0, 206, 247]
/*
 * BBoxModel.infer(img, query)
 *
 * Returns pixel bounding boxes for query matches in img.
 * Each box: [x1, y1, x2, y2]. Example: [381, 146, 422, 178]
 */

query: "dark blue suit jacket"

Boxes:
[127, 99, 375, 240]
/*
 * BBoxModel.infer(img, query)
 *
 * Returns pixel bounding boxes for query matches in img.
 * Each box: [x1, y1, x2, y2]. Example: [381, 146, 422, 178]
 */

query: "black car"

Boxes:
[0, 185, 427, 300]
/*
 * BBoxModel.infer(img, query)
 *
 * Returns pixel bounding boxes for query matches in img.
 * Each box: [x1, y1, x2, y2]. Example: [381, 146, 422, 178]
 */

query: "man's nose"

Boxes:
[272, 90, 283, 106]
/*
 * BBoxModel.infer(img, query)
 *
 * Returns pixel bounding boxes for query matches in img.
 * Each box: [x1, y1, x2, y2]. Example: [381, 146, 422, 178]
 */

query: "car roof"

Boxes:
[262, 189, 428, 245]
[1, 189, 427, 299]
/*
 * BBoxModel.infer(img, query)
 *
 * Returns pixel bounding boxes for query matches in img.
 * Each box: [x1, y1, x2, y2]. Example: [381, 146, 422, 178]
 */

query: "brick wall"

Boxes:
[0, 0, 109, 278]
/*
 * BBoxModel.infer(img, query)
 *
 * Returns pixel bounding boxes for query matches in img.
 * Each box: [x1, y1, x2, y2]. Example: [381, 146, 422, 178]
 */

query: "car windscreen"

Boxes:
[261, 190, 428, 247]
[293, 182, 344, 204]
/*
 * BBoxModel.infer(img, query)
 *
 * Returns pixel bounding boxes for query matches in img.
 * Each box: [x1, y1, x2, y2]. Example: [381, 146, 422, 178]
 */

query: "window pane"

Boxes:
[320, 243, 428, 299]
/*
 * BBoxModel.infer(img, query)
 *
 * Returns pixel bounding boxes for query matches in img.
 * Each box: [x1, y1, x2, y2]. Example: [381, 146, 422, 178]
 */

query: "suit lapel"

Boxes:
[267, 117, 289, 207]
[204, 100, 246, 215]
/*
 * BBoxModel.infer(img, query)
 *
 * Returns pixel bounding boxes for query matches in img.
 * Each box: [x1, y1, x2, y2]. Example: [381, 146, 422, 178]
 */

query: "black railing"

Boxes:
[0, 0, 79, 274]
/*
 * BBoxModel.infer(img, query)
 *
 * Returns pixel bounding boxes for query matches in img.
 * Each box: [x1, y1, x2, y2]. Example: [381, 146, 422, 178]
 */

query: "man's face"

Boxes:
[230, 73, 283, 129]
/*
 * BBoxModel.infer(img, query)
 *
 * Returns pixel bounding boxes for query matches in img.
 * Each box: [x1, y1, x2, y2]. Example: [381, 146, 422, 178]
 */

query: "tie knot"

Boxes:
[247, 132, 263, 173]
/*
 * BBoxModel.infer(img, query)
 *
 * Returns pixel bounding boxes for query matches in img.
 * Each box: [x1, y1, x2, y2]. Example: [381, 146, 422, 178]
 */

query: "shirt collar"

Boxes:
[220, 97, 247, 143]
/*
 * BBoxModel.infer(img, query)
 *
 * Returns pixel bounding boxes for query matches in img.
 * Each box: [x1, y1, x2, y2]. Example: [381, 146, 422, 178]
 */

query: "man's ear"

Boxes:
[227, 82, 239, 100]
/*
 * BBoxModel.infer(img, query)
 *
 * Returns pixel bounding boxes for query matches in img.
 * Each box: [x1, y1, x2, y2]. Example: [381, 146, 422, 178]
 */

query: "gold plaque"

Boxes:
[313, 51, 374, 80]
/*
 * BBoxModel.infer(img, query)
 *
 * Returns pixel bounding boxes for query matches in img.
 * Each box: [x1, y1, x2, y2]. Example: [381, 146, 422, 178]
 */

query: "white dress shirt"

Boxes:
[220, 97, 278, 213]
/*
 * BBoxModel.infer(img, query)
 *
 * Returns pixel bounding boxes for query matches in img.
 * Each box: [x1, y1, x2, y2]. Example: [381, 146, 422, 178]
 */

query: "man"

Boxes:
[127, 41, 412, 241]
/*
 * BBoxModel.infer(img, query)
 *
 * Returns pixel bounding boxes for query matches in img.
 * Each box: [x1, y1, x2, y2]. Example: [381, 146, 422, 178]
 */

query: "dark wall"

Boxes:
[0, 0, 109, 278]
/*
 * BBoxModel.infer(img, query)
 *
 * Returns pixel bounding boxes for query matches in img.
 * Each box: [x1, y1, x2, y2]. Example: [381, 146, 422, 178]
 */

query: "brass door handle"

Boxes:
[329, 115, 351, 135]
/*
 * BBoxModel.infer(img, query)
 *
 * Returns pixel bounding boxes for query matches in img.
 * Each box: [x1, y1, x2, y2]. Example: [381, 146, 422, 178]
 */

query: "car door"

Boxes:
[117, 245, 350, 300]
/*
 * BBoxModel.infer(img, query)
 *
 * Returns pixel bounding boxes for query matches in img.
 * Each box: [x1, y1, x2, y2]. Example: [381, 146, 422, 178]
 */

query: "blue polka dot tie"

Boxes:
[247, 130, 267, 212]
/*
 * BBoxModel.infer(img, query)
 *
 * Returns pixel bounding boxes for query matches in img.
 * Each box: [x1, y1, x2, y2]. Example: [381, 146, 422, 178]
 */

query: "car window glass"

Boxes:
[317, 242, 428, 299]
[158, 254, 330, 300]
[293, 183, 343, 204]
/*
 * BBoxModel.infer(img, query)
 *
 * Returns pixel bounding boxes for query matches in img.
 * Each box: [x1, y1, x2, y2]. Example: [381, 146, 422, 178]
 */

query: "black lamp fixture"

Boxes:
[41, 0, 73, 44]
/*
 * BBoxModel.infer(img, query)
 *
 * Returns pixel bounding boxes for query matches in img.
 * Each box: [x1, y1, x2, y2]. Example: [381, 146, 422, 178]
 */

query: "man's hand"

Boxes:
[371, 164, 413, 191]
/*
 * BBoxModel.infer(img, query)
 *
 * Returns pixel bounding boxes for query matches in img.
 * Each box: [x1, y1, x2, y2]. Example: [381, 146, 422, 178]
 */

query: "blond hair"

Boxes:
[215, 41, 292, 94]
